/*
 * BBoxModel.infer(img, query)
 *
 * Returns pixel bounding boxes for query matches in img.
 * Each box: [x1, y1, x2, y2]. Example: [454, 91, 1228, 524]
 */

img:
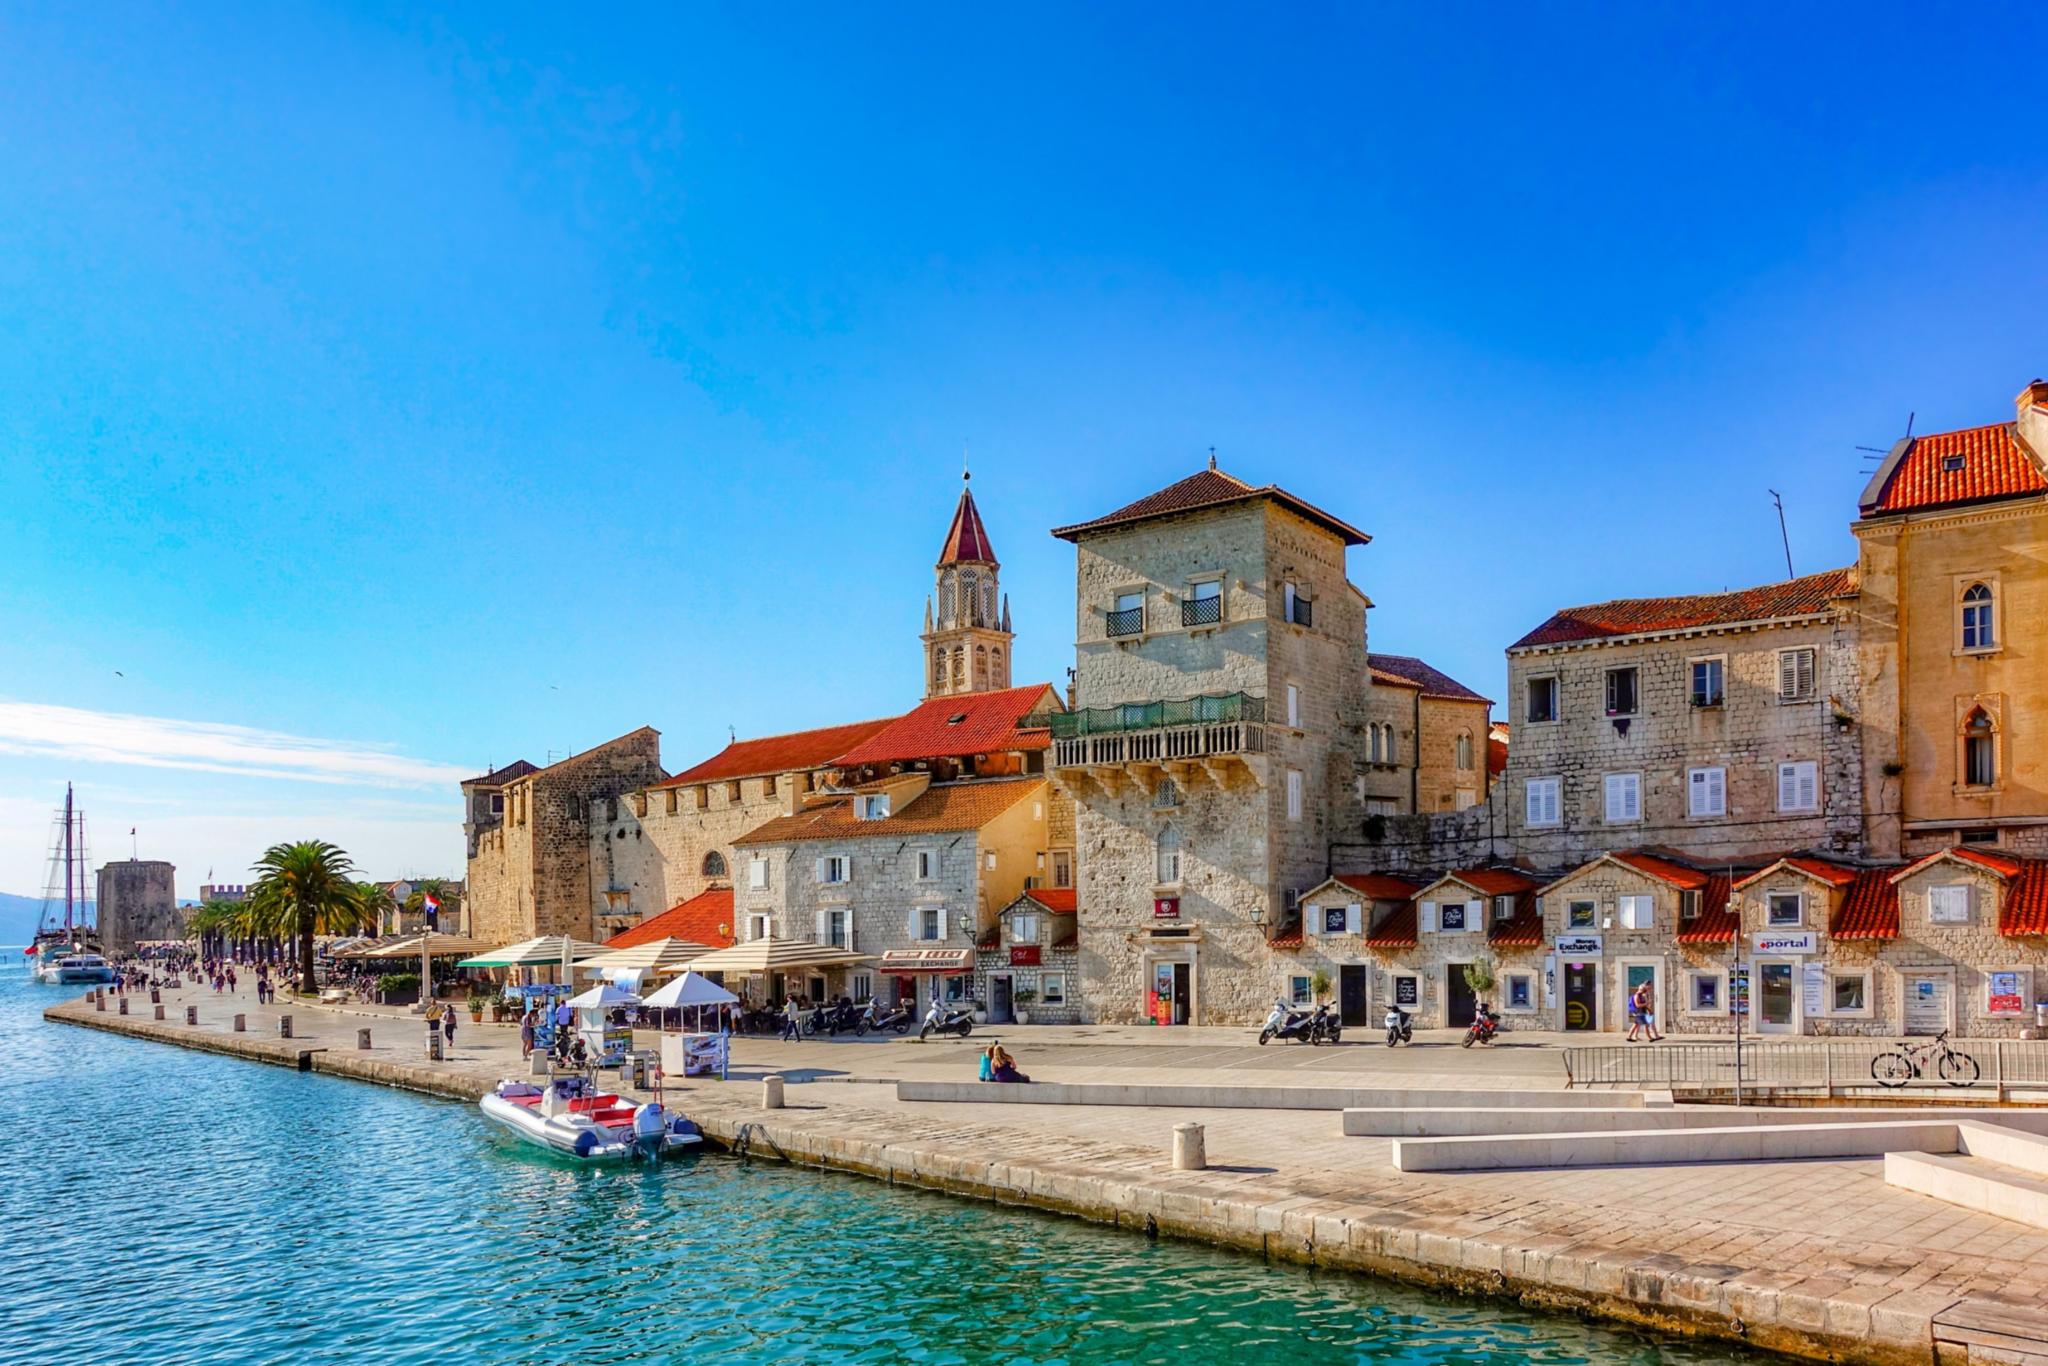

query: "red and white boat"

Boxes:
[479, 1076, 702, 1161]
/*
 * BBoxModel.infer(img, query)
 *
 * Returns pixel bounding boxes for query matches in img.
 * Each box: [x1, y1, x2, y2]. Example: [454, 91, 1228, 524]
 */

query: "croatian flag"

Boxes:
[422, 892, 441, 927]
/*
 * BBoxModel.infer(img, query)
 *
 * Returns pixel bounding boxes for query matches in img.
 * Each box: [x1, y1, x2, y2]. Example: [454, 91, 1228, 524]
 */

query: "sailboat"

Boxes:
[28, 785, 114, 985]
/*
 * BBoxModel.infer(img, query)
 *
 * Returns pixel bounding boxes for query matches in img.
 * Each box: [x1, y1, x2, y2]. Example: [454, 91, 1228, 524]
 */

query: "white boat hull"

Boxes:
[479, 1086, 702, 1162]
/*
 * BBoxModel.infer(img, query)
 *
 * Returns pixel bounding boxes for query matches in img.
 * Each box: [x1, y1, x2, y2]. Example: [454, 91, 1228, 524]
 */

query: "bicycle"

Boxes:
[1870, 1029, 1980, 1088]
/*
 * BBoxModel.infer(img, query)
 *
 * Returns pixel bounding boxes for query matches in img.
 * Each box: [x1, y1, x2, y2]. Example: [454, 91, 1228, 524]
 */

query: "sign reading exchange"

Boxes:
[1553, 935, 1602, 958]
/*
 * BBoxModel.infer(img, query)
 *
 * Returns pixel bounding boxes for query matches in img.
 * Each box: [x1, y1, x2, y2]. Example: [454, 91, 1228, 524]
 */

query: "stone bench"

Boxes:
[895, 1081, 1656, 1111]
[1346, 1104, 2048, 1138]
[1391, 1118, 1982, 1172]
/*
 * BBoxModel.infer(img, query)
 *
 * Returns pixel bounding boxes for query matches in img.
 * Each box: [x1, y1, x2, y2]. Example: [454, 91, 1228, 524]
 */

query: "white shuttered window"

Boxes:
[1777, 761, 1818, 813]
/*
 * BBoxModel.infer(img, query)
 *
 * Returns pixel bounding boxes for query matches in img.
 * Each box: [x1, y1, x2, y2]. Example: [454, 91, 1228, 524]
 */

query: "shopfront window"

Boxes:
[1042, 973, 1066, 1005]
[1289, 975, 1313, 1007]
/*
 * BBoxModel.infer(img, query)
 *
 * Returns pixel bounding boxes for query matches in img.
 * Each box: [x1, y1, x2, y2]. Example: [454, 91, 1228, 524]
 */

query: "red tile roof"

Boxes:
[2000, 861, 2048, 937]
[1430, 868, 1540, 898]
[1487, 732, 1508, 779]
[606, 886, 735, 950]
[1367, 654, 1492, 704]
[1831, 870, 1900, 940]
[1051, 465, 1370, 546]
[1364, 901, 1418, 947]
[1488, 893, 1544, 948]
[1673, 874, 1736, 944]
[831, 684, 1056, 767]
[1511, 568, 1856, 649]
[938, 479, 998, 565]
[1862, 422, 2048, 518]
[1889, 845, 2025, 884]
[1733, 855, 1861, 892]
[657, 717, 899, 789]
[732, 777, 1043, 845]
[1266, 922, 1305, 949]
[464, 758, 539, 787]
[1331, 873, 1421, 901]
[1021, 887, 1076, 914]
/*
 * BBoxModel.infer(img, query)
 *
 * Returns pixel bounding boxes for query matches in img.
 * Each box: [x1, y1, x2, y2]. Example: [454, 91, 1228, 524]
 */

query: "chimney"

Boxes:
[2017, 378, 2048, 463]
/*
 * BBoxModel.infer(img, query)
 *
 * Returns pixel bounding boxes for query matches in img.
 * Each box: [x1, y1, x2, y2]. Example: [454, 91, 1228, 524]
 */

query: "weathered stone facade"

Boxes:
[464, 728, 664, 945]
[96, 859, 180, 953]
[975, 890, 1081, 1024]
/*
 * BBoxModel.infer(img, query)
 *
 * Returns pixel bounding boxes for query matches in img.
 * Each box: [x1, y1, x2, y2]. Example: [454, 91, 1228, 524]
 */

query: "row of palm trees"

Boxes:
[185, 840, 393, 996]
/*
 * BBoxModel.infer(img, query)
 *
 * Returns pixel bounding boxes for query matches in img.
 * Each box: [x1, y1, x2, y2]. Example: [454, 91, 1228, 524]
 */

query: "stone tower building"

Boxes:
[1049, 462, 1375, 1026]
[96, 859, 180, 954]
[923, 472, 1014, 698]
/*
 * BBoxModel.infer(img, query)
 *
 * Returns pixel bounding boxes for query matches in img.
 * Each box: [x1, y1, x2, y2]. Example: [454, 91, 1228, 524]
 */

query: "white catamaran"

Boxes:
[28, 785, 114, 986]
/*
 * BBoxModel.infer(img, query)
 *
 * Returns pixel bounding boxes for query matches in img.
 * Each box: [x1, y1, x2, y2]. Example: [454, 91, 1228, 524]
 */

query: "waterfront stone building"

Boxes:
[1362, 654, 1495, 816]
[96, 858, 181, 953]
[977, 887, 1081, 1024]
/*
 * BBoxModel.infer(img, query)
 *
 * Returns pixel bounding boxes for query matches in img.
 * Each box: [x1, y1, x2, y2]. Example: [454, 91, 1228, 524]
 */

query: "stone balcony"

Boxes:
[1047, 692, 1268, 792]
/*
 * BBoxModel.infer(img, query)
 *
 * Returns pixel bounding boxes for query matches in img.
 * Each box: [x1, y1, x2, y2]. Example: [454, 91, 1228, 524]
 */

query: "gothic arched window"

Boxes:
[1962, 582, 1996, 651]
[702, 850, 728, 879]
[1455, 731, 1473, 770]
[1964, 708, 1996, 787]
[1156, 825, 1181, 884]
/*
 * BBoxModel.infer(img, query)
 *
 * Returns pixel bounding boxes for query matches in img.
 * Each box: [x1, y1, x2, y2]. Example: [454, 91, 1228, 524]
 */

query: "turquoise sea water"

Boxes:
[0, 962, 1754, 1365]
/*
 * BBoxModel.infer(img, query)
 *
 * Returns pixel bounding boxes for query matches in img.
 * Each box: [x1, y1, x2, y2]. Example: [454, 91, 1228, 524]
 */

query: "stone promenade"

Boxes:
[50, 981, 2048, 1365]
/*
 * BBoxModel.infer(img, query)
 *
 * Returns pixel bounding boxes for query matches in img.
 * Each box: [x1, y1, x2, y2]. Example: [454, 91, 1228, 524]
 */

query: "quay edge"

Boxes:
[47, 1001, 1948, 1365]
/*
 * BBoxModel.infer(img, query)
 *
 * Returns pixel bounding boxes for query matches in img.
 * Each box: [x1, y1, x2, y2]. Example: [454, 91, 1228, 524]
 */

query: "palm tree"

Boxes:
[357, 881, 396, 936]
[249, 841, 373, 994]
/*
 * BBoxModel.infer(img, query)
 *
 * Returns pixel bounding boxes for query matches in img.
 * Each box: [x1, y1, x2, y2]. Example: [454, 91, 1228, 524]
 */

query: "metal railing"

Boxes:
[1181, 596, 1223, 628]
[1106, 606, 1144, 638]
[1563, 1038, 2048, 1099]
[1049, 691, 1265, 740]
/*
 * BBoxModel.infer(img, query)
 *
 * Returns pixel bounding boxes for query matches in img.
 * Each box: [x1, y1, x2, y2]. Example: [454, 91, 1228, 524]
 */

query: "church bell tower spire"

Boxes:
[922, 468, 1014, 698]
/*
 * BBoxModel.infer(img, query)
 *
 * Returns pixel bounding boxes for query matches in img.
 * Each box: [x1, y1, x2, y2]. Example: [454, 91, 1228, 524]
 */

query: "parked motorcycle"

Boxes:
[919, 1000, 975, 1040]
[1462, 1005, 1501, 1048]
[805, 999, 859, 1037]
[1258, 999, 1316, 1045]
[856, 999, 914, 1036]
[1308, 1003, 1343, 1045]
[1384, 1006, 1414, 1047]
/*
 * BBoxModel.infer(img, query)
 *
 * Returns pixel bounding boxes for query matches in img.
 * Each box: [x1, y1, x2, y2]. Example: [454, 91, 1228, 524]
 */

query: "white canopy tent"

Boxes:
[641, 971, 738, 1010]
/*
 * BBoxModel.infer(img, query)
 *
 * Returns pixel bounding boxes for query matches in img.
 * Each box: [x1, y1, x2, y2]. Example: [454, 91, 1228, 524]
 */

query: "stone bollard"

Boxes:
[357, 1028, 372, 1051]
[529, 1049, 549, 1077]
[118, 997, 129, 1016]
[153, 1005, 165, 1022]
[278, 1015, 293, 1039]
[95, 993, 106, 1012]
[1172, 1122, 1206, 1171]
[763, 1075, 786, 1109]
[426, 1027, 444, 1062]
[233, 1014, 246, 1033]
[150, 989, 161, 1005]
[184, 1005, 198, 1026]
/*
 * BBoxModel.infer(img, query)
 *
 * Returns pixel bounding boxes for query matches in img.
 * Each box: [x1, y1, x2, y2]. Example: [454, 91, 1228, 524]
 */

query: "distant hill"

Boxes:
[0, 892, 93, 946]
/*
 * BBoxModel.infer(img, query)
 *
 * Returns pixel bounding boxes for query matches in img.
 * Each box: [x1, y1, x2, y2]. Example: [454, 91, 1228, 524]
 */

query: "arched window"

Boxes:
[1455, 731, 1473, 770]
[1384, 726, 1397, 765]
[974, 644, 987, 682]
[951, 647, 966, 687]
[1964, 709, 1997, 787]
[1153, 776, 1180, 809]
[702, 850, 728, 879]
[1962, 582, 1996, 651]
[989, 647, 1002, 682]
[1156, 825, 1181, 884]
[982, 578, 997, 624]
[931, 649, 946, 690]
[1369, 724, 1383, 763]
[938, 576, 955, 626]
[961, 573, 978, 625]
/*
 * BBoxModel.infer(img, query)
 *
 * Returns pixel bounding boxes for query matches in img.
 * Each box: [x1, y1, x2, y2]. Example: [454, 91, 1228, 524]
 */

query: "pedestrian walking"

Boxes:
[442, 1007, 457, 1049]
[519, 1009, 536, 1059]
[780, 995, 802, 1042]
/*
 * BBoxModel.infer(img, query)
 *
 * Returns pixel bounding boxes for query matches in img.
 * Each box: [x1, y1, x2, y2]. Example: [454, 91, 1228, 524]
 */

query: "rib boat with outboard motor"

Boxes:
[478, 1073, 703, 1161]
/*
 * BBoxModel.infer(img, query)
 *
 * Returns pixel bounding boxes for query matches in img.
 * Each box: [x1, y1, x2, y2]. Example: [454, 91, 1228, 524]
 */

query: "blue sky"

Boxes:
[1, 3, 2043, 897]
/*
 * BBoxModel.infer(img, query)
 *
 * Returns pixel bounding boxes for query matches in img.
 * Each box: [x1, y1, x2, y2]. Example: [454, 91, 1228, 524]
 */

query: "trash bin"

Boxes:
[2036, 1002, 2047, 1031]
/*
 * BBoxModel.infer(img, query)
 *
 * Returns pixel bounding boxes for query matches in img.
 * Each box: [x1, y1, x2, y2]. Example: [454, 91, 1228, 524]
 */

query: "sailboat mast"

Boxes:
[63, 785, 74, 934]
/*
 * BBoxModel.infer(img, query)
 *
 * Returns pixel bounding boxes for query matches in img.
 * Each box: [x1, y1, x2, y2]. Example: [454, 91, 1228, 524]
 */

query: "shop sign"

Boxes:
[1553, 934, 1602, 958]
[1752, 931, 1817, 956]
[1009, 946, 1042, 967]
[1153, 897, 1180, 919]
[1393, 976, 1419, 1006]
[1989, 970, 2027, 1016]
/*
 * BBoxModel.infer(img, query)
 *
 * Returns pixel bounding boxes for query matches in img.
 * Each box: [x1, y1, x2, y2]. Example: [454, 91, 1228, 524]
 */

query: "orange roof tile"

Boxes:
[606, 887, 735, 950]
[1367, 653, 1492, 704]
[2000, 860, 2048, 937]
[1488, 893, 1544, 948]
[1021, 887, 1076, 914]
[1431, 868, 1540, 898]
[1831, 870, 1899, 940]
[1051, 465, 1370, 546]
[831, 684, 1056, 767]
[938, 479, 998, 565]
[1607, 849, 1714, 890]
[1266, 922, 1305, 950]
[1511, 568, 1855, 649]
[1673, 874, 1736, 944]
[1862, 422, 2048, 518]
[657, 717, 899, 789]
[1487, 732, 1508, 779]
[1889, 845, 2025, 884]
[1331, 873, 1422, 901]
[1365, 901, 1418, 947]
[1733, 855, 1861, 891]
[733, 777, 1043, 846]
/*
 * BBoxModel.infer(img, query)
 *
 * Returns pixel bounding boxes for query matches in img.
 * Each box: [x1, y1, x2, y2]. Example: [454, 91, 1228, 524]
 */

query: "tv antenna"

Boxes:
[1768, 489, 1794, 579]
[1856, 411, 1916, 469]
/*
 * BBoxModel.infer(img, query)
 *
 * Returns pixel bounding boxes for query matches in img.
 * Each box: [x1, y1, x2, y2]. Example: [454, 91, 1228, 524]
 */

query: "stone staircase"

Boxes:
[1886, 1120, 2048, 1230]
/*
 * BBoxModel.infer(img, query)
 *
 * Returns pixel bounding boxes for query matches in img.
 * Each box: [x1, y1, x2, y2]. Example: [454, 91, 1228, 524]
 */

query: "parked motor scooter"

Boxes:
[1384, 1005, 1414, 1047]
[856, 999, 914, 1036]
[1257, 999, 1316, 1045]
[1308, 1003, 1343, 1045]
[1463, 1004, 1501, 1048]
[919, 999, 975, 1040]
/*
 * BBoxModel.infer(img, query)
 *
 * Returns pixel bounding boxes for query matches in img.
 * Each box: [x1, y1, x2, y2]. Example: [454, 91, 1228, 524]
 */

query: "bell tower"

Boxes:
[923, 470, 1014, 698]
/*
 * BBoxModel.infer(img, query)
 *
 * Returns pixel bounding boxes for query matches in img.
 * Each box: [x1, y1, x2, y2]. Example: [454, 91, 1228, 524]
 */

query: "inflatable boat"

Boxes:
[478, 1076, 703, 1161]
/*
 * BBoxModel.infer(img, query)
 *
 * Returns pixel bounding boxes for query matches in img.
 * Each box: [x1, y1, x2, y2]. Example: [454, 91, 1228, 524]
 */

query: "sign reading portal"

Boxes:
[1751, 931, 1818, 956]
[1553, 934, 1602, 959]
